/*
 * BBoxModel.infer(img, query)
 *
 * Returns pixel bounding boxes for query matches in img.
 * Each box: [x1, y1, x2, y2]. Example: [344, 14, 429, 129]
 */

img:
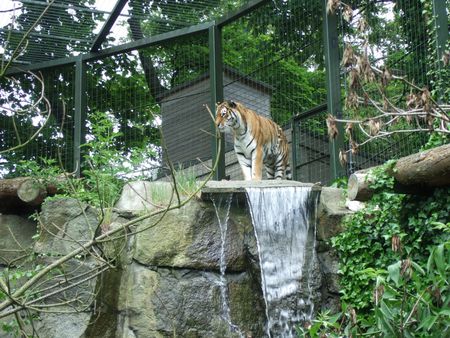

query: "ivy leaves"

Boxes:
[329, 164, 449, 335]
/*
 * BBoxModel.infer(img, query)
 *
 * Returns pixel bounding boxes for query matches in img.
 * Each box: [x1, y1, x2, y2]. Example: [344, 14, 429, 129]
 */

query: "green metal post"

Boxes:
[291, 121, 298, 181]
[323, 1, 345, 181]
[74, 57, 87, 177]
[432, 0, 449, 102]
[209, 24, 225, 180]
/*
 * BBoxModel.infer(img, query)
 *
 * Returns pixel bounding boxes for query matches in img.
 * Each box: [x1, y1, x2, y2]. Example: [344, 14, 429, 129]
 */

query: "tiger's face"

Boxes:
[215, 101, 238, 132]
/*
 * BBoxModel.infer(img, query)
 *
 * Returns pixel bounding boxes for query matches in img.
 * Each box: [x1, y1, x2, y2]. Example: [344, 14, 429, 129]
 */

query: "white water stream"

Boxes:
[246, 186, 319, 338]
[211, 193, 244, 337]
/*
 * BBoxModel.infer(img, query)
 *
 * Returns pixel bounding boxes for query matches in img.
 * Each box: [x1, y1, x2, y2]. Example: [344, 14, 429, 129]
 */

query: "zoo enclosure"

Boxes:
[0, 0, 448, 184]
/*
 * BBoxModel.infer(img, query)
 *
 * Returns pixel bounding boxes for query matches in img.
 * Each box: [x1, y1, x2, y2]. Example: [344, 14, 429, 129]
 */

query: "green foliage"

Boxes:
[303, 162, 450, 337]
[422, 132, 450, 150]
[174, 165, 200, 196]
[13, 111, 157, 209]
[1, 264, 43, 336]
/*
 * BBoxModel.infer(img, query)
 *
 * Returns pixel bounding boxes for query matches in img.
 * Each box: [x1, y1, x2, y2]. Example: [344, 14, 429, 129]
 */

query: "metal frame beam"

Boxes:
[216, 0, 270, 27]
[323, 0, 345, 181]
[74, 57, 87, 177]
[209, 24, 225, 180]
[5, 22, 213, 75]
[6, 56, 78, 75]
[90, 0, 129, 52]
[432, 0, 449, 102]
[83, 21, 213, 62]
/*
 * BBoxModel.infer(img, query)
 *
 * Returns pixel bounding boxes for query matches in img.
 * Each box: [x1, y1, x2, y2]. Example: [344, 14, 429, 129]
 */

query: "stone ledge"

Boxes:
[201, 180, 321, 200]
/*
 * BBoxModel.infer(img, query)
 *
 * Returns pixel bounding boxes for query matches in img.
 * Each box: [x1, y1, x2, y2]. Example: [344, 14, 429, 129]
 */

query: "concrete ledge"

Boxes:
[201, 180, 321, 196]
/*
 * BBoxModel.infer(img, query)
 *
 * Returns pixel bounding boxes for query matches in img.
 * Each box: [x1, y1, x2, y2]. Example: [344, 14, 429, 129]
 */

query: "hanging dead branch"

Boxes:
[325, 0, 450, 155]
[0, 71, 52, 155]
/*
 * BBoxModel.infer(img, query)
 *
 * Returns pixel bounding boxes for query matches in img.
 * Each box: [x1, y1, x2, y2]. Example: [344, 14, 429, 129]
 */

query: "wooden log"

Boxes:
[348, 143, 450, 201]
[347, 170, 374, 201]
[0, 177, 47, 206]
[17, 179, 47, 205]
[0, 176, 68, 212]
[391, 143, 450, 187]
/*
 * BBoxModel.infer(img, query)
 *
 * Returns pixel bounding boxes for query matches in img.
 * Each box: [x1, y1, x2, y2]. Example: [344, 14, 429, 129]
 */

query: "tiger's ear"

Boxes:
[227, 100, 237, 108]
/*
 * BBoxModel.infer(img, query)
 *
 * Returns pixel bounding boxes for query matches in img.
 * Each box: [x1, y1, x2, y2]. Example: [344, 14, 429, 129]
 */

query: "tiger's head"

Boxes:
[215, 100, 239, 132]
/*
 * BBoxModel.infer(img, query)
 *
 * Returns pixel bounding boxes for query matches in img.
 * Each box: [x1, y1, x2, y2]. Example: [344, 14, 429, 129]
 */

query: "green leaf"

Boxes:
[411, 261, 425, 276]
[387, 261, 401, 287]
[434, 244, 446, 275]
[417, 315, 437, 331]
[328, 312, 341, 324]
[439, 309, 450, 317]
[376, 304, 396, 336]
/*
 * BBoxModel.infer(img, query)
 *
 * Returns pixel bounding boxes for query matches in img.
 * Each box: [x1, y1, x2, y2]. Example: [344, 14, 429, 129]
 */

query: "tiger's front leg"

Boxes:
[251, 146, 263, 180]
[236, 151, 252, 180]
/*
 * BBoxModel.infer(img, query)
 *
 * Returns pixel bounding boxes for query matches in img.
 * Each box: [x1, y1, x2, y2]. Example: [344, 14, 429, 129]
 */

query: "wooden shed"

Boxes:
[160, 67, 273, 169]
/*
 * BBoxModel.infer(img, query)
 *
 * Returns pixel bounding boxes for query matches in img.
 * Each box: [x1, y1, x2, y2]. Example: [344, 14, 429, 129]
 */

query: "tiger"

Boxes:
[215, 100, 292, 181]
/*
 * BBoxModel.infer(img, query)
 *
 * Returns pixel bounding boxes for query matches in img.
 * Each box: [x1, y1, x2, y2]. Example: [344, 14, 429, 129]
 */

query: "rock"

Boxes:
[0, 214, 36, 265]
[345, 199, 365, 212]
[116, 262, 265, 337]
[1, 257, 99, 338]
[134, 198, 255, 272]
[317, 187, 351, 241]
[32, 311, 92, 338]
[100, 212, 135, 267]
[318, 251, 340, 294]
[84, 268, 123, 338]
[34, 197, 98, 256]
[115, 181, 173, 212]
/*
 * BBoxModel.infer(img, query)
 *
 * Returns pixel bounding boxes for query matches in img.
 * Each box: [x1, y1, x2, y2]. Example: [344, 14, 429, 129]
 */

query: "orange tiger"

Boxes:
[215, 100, 291, 180]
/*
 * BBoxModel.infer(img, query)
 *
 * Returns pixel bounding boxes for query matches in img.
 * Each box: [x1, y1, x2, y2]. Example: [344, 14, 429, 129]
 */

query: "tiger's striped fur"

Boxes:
[215, 100, 292, 181]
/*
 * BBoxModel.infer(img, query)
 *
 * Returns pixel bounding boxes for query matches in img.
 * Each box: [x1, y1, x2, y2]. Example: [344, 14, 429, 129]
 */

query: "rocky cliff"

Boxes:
[0, 181, 349, 338]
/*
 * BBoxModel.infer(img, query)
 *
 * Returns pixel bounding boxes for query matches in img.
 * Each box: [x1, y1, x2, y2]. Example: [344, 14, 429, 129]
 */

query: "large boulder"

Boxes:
[317, 187, 351, 242]
[115, 262, 265, 338]
[0, 214, 36, 265]
[34, 197, 98, 256]
[115, 181, 173, 212]
[133, 197, 257, 272]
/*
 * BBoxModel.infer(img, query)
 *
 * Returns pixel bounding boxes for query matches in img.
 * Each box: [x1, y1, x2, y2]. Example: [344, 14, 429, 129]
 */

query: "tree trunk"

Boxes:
[348, 143, 450, 201]
[128, 0, 167, 101]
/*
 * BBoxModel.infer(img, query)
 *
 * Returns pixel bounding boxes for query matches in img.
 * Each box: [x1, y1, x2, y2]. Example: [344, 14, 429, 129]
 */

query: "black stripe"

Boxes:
[246, 137, 254, 148]
[239, 123, 248, 136]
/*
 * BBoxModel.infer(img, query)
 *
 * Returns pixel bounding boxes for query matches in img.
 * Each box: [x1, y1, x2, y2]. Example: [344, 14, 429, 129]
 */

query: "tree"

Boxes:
[324, 0, 449, 164]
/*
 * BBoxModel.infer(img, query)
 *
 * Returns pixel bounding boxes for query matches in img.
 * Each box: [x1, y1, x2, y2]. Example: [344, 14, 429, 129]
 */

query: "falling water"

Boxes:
[211, 193, 244, 337]
[246, 186, 319, 338]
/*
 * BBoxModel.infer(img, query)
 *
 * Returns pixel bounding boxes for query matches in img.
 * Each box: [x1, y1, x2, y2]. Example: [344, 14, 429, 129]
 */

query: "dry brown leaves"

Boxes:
[326, 114, 339, 139]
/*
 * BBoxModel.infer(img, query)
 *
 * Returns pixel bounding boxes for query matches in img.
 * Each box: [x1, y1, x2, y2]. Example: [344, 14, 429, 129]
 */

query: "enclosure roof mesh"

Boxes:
[0, 0, 250, 67]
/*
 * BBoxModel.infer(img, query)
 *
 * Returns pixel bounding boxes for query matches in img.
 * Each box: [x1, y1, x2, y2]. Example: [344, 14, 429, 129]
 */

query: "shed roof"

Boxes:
[158, 65, 273, 101]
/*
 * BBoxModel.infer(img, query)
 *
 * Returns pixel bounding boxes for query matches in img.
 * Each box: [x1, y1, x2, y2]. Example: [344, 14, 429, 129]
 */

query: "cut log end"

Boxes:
[17, 179, 47, 205]
[348, 172, 374, 201]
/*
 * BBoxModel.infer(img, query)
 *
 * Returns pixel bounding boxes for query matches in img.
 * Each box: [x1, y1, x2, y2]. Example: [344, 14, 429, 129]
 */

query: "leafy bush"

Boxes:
[300, 162, 450, 337]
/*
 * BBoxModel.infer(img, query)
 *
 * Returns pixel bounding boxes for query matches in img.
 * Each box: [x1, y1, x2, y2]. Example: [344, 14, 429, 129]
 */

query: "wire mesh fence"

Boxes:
[292, 0, 448, 185]
[221, 0, 328, 179]
[0, 65, 76, 175]
[0, 0, 447, 183]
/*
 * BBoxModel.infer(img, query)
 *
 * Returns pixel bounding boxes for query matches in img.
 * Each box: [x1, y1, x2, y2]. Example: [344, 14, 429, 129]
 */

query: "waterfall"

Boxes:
[211, 194, 244, 337]
[246, 186, 319, 338]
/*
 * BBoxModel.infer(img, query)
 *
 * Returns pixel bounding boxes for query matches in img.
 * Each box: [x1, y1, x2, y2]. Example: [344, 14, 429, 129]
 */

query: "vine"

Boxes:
[300, 162, 450, 337]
